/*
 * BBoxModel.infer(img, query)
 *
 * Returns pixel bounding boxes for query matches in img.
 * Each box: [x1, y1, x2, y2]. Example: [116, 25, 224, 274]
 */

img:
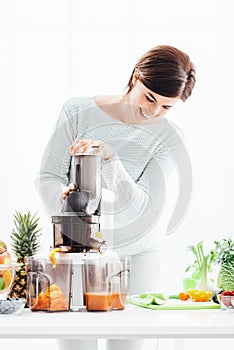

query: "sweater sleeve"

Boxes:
[35, 102, 77, 218]
[101, 146, 174, 222]
[101, 124, 184, 251]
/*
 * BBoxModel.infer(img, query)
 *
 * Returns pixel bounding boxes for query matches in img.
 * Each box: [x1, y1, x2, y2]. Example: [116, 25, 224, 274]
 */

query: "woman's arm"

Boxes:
[101, 143, 172, 225]
[35, 102, 77, 217]
[101, 125, 186, 252]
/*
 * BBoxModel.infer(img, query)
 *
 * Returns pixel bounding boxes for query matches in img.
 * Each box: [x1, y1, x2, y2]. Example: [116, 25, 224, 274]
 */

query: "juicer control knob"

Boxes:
[98, 241, 107, 255]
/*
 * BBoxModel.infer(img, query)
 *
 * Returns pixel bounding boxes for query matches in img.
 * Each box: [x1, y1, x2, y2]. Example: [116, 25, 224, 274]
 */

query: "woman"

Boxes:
[35, 45, 196, 350]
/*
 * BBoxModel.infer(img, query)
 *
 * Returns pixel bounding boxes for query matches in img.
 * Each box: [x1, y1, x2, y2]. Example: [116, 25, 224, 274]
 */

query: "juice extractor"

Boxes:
[50, 151, 122, 310]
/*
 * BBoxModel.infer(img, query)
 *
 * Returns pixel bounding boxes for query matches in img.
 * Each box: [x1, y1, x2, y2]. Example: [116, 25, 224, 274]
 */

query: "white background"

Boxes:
[0, 1, 234, 349]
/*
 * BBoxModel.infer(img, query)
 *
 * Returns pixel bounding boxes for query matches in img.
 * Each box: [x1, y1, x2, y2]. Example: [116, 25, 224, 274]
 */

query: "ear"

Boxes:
[132, 68, 140, 85]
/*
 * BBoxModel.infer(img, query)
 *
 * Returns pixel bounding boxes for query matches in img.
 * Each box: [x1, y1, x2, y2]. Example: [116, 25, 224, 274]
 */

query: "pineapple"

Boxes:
[10, 211, 42, 299]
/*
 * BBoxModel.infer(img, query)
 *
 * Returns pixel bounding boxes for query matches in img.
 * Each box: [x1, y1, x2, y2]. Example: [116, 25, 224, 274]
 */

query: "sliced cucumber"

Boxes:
[152, 296, 167, 305]
[139, 295, 155, 305]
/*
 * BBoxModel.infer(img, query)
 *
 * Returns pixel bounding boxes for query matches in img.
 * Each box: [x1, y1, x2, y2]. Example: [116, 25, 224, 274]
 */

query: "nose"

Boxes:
[147, 103, 161, 117]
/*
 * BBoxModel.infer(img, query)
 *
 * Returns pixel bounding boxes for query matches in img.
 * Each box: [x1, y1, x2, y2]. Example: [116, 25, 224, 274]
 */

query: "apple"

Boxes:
[0, 240, 7, 250]
[0, 246, 11, 265]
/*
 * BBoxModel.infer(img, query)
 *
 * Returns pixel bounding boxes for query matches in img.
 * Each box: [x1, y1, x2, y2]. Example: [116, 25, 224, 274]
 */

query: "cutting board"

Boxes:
[130, 295, 221, 310]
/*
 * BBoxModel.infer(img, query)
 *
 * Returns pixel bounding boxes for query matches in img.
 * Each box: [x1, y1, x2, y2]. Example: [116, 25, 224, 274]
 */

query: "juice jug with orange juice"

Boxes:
[82, 254, 131, 311]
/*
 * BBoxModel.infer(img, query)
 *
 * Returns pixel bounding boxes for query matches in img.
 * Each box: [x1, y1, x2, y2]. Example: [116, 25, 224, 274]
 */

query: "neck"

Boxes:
[95, 94, 134, 123]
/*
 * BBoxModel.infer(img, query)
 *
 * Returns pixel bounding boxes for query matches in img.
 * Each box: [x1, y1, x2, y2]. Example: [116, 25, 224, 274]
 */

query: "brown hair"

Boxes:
[126, 45, 196, 102]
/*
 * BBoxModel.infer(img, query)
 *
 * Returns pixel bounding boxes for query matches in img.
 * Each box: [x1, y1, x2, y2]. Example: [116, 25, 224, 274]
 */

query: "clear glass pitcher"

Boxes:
[26, 257, 72, 312]
[82, 255, 131, 311]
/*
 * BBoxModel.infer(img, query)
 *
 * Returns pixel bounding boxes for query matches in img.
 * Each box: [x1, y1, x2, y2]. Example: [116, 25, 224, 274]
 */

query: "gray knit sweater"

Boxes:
[35, 96, 185, 254]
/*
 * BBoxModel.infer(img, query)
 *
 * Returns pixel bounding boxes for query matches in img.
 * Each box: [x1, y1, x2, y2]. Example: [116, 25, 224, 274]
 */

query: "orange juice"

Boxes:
[111, 292, 126, 310]
[85, 292, 112, 311]
[85, 292, 126, 311]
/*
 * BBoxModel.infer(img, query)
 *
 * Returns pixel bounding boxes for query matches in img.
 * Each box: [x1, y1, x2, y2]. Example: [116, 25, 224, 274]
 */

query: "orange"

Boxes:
[49, 247, 61, 268]
[2, 270, 12, 288]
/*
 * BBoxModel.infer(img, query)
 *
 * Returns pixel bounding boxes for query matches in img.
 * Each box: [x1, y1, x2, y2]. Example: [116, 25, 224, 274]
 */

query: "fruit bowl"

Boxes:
[187, 289, 212, 302]
[218, 294, 234, 310]
[0, 263, 20, 300]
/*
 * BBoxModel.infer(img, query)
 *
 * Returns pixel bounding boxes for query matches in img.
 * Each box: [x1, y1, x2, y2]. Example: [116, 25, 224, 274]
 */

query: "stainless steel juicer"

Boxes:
[50, 152, 110, 310]
[51, 153, 106, 254]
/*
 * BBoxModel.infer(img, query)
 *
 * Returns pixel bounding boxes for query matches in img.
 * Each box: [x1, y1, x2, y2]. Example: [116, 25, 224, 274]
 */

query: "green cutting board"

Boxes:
[130, 295, 221, 310]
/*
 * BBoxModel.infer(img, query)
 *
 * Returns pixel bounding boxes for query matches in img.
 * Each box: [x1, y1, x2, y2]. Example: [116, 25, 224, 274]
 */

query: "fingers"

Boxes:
[70, 139, 102, 156]
[70, 139, 115, 160]
[62, 183, 76, 200]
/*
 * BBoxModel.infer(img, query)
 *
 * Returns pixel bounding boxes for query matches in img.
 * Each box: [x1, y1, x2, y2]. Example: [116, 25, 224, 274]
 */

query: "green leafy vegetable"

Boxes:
[213, 238, 234, 264]
[185, 241, 218, 279]
[213, 238, 234, 291]
[217, 260, 234, 291]
[195, 255, 217, 292]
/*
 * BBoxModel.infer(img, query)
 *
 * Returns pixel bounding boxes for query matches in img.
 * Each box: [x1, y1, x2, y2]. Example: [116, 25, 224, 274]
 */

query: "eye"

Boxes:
[145, 95, 154, 103]
[163, 106, 171, 110]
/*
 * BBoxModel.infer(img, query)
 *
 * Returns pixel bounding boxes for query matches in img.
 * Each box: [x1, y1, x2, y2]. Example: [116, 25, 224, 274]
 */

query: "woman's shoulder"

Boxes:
[62, 96, 94, 114]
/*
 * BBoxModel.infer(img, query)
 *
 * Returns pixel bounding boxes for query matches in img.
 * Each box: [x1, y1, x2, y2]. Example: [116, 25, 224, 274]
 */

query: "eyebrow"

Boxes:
[147, 92, 173, 108]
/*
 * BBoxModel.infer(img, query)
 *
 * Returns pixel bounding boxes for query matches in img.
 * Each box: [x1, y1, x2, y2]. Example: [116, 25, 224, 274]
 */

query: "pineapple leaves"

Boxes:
[10, 210, 42, 259]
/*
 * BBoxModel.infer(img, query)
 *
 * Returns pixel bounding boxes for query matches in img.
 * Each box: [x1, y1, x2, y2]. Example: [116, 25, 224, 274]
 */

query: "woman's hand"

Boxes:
[70, 139, 116, 161]
[62, 183, 76, 200]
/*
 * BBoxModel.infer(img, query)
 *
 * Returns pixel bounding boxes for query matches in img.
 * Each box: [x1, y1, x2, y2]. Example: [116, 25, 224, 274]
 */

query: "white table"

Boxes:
[0, 305, 234, 340]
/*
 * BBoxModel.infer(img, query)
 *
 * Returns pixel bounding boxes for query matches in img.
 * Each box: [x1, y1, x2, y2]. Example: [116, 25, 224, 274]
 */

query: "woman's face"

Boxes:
[126, 76, 180, 124]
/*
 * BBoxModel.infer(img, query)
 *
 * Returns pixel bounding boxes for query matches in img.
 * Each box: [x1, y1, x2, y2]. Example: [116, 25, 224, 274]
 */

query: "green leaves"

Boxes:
[186, 238, 234, 292]
[186, 240, 219, 278]
[213, 238, 234, 291]
[217, 260, 234, 291]
[213, 238, 234, 265]
[10, 210, 42, 259]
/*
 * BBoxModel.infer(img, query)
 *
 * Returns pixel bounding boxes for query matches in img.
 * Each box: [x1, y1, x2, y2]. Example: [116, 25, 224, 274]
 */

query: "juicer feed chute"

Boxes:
[51, 153, 106, 253]
[62, 153, 102, 216]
